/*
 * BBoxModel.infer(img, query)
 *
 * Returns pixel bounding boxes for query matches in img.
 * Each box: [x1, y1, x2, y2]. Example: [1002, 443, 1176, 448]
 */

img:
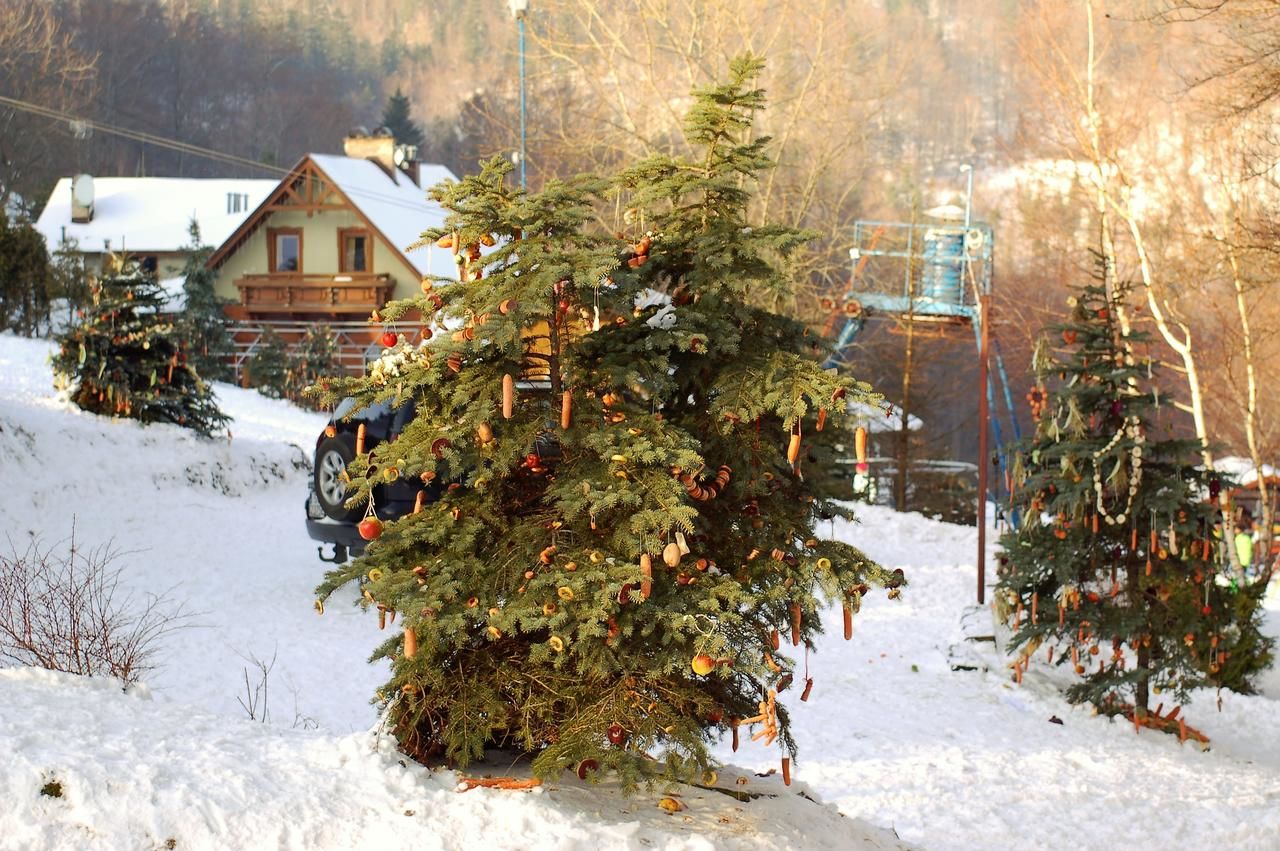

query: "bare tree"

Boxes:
[523, 0, 902, 314]
[0, 2, 96, 209]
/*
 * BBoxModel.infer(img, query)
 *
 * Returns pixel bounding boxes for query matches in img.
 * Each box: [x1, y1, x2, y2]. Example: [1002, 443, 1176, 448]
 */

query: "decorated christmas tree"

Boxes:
[998, 275, 1271, 738]
[312, 56, 894, 787]
[177, 221, 233, 382]
[52, 258, 229, 437]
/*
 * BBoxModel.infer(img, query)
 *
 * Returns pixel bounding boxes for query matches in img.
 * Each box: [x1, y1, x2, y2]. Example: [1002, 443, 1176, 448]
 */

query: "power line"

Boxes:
[0, 94, 286, 175]
[0, 93, 446, 216]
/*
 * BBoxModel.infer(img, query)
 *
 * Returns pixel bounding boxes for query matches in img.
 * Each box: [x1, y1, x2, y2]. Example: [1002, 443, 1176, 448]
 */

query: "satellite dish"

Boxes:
[393, 147, 406, 167]
[71, 174, 94, 223]
[72, 174, 94, 207]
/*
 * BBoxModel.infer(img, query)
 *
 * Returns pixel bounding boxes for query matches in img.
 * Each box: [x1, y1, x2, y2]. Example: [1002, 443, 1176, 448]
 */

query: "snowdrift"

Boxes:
[0, 668, 906, 851]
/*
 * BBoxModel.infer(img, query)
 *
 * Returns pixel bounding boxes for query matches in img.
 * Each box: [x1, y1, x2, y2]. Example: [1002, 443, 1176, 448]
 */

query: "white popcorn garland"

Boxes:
[368, 337, 431, 385]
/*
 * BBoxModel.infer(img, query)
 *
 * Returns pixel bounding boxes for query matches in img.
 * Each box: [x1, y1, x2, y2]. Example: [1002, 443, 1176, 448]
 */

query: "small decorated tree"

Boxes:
[52, 258, 228, 437]
[312, 57, 893, 788]
[998, 275, 1271, 738]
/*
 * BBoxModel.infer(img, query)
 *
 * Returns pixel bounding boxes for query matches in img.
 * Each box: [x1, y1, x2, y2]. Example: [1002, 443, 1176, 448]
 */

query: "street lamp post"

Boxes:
[508, 0, 529, 189]
[960, 162, 989, 605]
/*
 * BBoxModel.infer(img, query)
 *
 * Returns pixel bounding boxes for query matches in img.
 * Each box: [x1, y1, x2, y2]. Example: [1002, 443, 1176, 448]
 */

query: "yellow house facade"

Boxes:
[205, 135, 459, 375]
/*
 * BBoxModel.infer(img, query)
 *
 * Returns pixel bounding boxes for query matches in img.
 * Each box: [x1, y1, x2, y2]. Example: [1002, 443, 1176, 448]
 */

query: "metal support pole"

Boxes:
[976, 293, 991, 604]
[518, 17, 527, 189]
[962, 165, 974, 230]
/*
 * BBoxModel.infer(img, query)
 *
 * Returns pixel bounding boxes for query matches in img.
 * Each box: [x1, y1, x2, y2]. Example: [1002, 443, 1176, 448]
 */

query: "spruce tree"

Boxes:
[286, 324, 339, 409]
[381, 86, 424, 149]
[247, 327, 290, 399]
[998, 276, 1271, 735]
[312, 56, 893, 787]
[52, 258, 229, 437]
[0, 207, 53, 336]
[177, 221, 233, 382]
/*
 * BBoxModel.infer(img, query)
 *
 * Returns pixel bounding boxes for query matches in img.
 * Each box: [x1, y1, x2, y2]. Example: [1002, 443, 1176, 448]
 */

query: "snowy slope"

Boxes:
[0, 334, 387, 732]
[4, 331, 1280, 850]
[1, 668, 904, 851]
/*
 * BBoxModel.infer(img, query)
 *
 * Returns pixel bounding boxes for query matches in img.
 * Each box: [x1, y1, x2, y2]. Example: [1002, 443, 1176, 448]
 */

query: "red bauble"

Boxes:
[606, 722, 628, 746]
[380, 331, 398, 348]
[357, 517, 384, 541]
[1202, 605, 1212, 616]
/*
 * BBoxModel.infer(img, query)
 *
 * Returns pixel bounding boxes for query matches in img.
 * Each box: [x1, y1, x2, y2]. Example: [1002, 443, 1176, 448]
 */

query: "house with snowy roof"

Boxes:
[207, 133, 457, 320]
[202, 132, 458, 376]
[33, 175, 276, 280]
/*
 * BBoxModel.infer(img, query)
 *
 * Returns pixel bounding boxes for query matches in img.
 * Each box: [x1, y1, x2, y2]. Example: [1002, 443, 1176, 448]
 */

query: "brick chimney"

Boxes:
[343, 129, 397, 176]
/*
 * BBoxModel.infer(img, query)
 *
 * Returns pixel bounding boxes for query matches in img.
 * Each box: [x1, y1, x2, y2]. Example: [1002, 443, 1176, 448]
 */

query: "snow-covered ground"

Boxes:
[3, 331, 1280, 850]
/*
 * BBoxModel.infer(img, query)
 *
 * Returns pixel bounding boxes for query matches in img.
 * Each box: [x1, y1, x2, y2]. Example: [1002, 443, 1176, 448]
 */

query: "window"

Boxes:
[339, 228, 371, 273]
[268, 228, 302, 273]
[226, 192, 249, 214]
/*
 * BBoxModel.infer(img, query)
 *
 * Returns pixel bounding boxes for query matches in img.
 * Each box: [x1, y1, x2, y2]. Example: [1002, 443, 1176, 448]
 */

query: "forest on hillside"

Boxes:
[3, 0, 1279, 495]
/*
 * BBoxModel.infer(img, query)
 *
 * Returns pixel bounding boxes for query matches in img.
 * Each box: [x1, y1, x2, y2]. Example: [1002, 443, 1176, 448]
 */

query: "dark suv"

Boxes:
[305, 398, 438, 564]
[306, 390, 561, 563]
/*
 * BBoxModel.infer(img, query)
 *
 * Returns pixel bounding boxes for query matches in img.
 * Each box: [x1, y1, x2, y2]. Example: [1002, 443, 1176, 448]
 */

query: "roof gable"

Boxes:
[207, 154, 458, 281]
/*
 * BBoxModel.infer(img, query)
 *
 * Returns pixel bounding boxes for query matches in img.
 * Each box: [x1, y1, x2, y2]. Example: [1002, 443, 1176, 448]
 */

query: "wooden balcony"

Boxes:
[233, 273, 395, 316]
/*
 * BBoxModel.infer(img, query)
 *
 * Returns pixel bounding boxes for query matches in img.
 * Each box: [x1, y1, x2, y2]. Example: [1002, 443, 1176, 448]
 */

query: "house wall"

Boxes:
[212, 208, 422, 302]
[74, 251, 188, 280]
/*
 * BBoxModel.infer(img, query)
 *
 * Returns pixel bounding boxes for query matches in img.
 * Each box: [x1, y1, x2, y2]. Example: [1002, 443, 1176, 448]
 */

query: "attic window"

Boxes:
[226, 192, 249, 214]
[339, 228, 371, 273]
[268, 227, 302, 273]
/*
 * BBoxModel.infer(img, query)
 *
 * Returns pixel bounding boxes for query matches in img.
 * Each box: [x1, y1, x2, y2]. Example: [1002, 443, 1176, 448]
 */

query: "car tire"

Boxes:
[314, 436, 362, 521]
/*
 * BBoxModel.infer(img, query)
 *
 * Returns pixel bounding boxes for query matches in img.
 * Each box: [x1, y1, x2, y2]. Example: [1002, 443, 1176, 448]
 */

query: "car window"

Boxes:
[390, 401, 417, 437]
[336, 397, 394, 423]
[334, 398, 359, 420]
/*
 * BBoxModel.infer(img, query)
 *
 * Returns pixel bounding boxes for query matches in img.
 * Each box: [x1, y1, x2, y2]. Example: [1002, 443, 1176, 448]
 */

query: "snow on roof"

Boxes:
[1215, 456, 1279, 487]
[309, 154, 458, 280]
[33, 177, 276, 255]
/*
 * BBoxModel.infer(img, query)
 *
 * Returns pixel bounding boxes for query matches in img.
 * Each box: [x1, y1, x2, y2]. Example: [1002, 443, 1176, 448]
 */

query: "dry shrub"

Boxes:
[0, 530, 186, 683]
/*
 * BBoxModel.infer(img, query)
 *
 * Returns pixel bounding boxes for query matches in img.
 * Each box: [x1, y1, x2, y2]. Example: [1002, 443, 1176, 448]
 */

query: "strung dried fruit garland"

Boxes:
[677, 465, 732, 501]
[1092, 416, 1145, 526]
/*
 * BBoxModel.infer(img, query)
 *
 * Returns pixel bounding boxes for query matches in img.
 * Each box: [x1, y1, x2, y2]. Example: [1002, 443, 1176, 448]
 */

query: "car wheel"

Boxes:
[314, 436, 362, 521]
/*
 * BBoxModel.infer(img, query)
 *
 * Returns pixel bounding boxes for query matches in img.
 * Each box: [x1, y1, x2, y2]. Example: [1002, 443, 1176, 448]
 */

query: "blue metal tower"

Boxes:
[822, 212, 1013, 604]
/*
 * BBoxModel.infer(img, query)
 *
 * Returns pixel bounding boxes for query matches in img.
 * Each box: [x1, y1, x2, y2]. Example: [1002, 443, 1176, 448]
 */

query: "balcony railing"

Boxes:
[234, 273, 395, 315]
[224, 321, 429, 380]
